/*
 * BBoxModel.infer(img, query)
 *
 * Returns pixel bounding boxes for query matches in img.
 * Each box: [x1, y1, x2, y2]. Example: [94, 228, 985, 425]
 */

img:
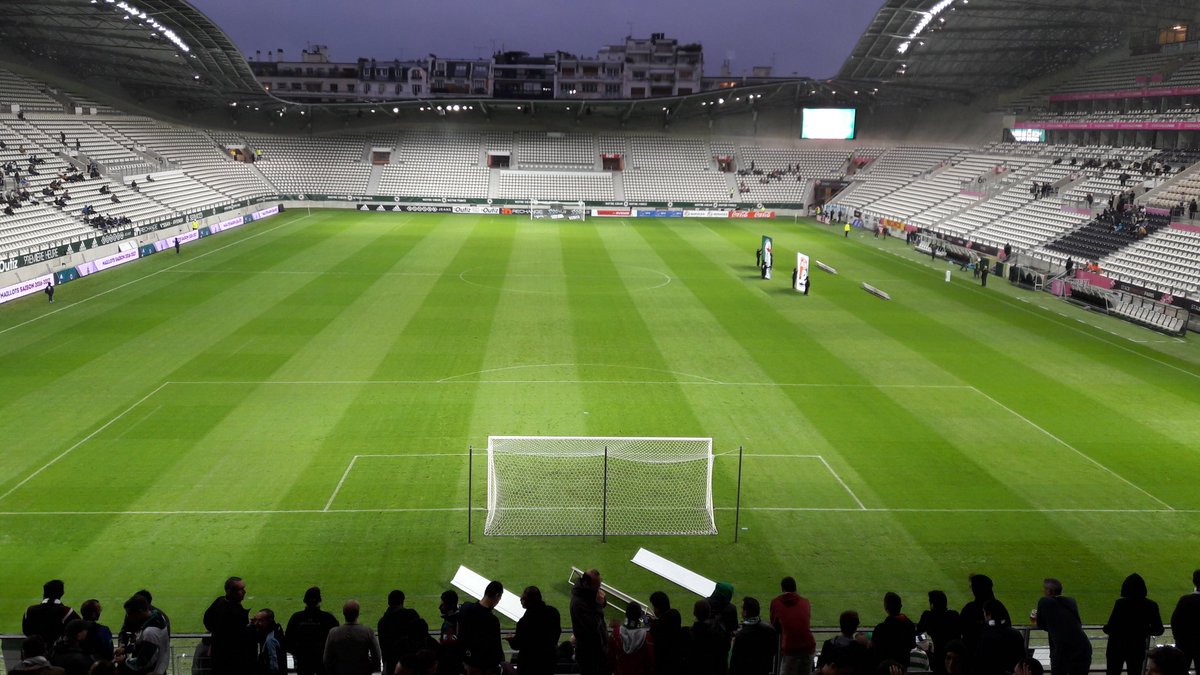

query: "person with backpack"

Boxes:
[379, 590, 429, 675]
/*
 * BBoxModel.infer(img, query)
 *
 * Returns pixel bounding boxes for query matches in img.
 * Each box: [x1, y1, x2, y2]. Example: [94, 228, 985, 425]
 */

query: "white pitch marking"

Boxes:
[969, 386, 1174, 511]
[324, 453, 470, 511]
[0, 382, 172, 504]
[0, 506, 1189, 516]
[324, 456, 358, 512]
[816, 455, 868, 510]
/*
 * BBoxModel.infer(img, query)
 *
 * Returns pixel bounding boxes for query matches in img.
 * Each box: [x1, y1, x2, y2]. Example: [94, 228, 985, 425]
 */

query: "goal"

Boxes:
[530, 199, 587, 221]
[484, 436, 716, 537]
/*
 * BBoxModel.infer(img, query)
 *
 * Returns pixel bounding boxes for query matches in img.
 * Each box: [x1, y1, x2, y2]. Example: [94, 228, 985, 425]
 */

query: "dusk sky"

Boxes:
[189, 0, 885, 79]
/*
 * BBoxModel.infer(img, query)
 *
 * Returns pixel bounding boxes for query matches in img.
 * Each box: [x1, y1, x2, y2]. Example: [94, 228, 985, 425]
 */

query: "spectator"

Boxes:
[571, 569, 610, 675]
[684, 600, 729, 675]
[959, 574, 996, 652]
[11, 636, 66, 674]
[1013, 656, 1043, 675]
[707, 583, 739, 637]
[202, 576, 254, 675]
[943, 640, 969, 675]
[974, 600, 1023, 675]
[1037, 579, 1092, 675]
[436, 590, 463, 675]
[458, 580, 504, 675]
[323, 600, 381, 675]
[378, 589, 427, 675]
[508, 586, 561, 675]
[771, 576, 815, 675]
[647, 592, 684, 675]
[870, 593, 916, 670]
[1103, 573, 1163, 675]
[126, 590, 170, 635]
[1169, 569, 1200, 673]
[285, 586, 339, 675]
[817, 611, 869, 675]
[918, 590, 962, 675]
[399, 649, 438, 675]
[252, 609, 286, 675]
[79, 600, 114, 662]
[609, 602, 654, 675]
[729, 597, 777, 675]
[24, 580, 83, 646]
[1147, 646, 1189, 675]
[116, 594, 170, 675]
[48, 620, 93, 675]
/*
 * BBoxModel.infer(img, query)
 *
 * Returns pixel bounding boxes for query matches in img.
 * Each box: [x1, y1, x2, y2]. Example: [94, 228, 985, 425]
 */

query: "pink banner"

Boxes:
[1048, 85, 1200, 102]
[1075, 269, 1114, 289]
[1015, 120, 1200, 130]
[1172, 222, 1200, 234]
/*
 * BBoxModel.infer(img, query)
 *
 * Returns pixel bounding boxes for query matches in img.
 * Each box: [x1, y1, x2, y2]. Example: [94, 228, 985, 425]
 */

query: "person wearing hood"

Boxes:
[1103, 574, 1164, 675]
[960, 574, 996, 652]
[771, 577, 815, 675]
[974, 600, 1024, 675]
[508, 586, 561, 675]
[708, 583, 739, 637]
[12, 636, 66, 674]
[609, 602, 654, 675]
[729, 597, 777, 675]
[870, 592, 916, 670]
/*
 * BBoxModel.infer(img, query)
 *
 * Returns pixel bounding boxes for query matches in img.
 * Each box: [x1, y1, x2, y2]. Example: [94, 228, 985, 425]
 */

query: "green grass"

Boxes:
[2, 209, 1199, 632]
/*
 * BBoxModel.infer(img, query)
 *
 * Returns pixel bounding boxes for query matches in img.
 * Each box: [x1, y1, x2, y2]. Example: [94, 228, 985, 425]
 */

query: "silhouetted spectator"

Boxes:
[817, 611, 869, 675]
[252, 609, 285, 675]
[648, 592, 684, 675]
[203, 577, 253, 675]
[79, 600, 113, 662]
[685, 600, 730, 675]
[11, 636, 65, 674]
[23, 580, 82, 646]
[285, 586, 339, 675]
[959, 575, 996, 652]
[1103, 573, 1163, 675]
[870, 593, 916, 670]
[48, 620, 92, 675]
[572, 569, 610, 675]
[1036, 578, 1092, 675]
[919, 591, 962, 675]
[1147, 646, 1189, 675]
[508, 586, 561, 675]
[1170, 570, 1200, 673]
[379, 589, 428, 675]
[458, 581, 504, 675]
[729, 597, 777, 675]
[974, 600, 1023, 675]
[771, 576, 815, 675]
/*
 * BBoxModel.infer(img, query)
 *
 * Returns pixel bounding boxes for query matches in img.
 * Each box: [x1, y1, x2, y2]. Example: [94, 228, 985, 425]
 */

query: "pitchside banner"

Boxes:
[795, 252, 810, 292]
[0, 273, 54, 305]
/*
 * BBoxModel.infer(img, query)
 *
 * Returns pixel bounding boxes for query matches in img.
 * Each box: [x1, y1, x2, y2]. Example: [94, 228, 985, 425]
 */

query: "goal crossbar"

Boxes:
[485, 435, 716, 537]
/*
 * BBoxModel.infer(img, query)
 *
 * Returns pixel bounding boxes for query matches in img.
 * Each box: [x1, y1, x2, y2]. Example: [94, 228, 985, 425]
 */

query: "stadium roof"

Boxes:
[0, 0, 275, 113]
[838, 0, 1200, 101]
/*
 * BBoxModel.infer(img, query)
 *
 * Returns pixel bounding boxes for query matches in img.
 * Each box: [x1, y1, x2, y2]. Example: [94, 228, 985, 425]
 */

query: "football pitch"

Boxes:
[2, 209, 1199, 632]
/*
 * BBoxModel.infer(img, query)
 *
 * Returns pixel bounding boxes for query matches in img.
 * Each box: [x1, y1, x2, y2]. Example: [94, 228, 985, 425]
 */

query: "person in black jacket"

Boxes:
[285, 587, 339, 675]
[1036, 578, 1092, 675]
[919, 591, 962, 675]
[729, 597, 778, 675]
[870, 593, 916, 671]
[1170, 570, 1200, 673]
[458, 580, 504, 675]
[960, 575, 996, 653]
[818, 611, 870, 675]
[508, 587, 561, 675]
[379, 590, 426, 675]
[571, 570, 609, 675]
[203, 576, 254, 675]
[974, 600, 1025, 675]
[685, 600, 730, 675]
[1104, 573, 1164, 675]
[648, 592, 683, 675]
[48, 620, 93, 675]
[24, 580, 82, 646]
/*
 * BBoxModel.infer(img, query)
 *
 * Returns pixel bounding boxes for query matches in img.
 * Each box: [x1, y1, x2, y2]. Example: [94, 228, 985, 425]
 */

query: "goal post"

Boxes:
[484, 436, 716, 537]
[529, 199, 587, 221]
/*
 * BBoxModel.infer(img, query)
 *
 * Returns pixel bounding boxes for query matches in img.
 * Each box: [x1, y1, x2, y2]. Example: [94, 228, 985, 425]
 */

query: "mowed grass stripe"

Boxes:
[801, 232, 1190, 509]
[559, 219, 708, 438]
[0, 212, 331, 487]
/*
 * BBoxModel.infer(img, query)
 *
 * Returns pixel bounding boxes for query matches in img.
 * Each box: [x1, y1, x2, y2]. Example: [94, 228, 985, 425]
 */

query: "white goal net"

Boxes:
[485, 436, 716, 537]
[530, 200, 587, 221]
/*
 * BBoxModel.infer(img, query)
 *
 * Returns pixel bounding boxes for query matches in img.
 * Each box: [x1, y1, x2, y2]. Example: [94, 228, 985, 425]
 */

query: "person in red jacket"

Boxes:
[770, 577, 815, 675]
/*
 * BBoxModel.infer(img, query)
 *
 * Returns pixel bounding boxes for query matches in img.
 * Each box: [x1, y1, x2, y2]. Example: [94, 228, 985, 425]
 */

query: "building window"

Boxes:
[582, 82, 598, 93]
[562, 67, 575, 77]
[605, 83, 621, 95]
[329, 83, 339, 92]
[347, 83, 356, 93]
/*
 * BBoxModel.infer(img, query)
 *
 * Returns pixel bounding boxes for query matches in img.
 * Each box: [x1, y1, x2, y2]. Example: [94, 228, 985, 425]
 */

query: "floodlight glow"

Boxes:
[113, 1, 191, 52]
[897, 0, 955, 52]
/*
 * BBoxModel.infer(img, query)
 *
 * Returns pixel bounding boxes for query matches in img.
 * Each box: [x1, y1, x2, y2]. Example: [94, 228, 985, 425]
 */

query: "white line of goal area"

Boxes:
[0, 381, 1173, 513]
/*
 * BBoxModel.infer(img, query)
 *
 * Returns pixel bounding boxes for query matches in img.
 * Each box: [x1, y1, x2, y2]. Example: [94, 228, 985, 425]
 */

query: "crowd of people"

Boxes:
[10, 570, 1200, 675]
[735, 161, 807, 195]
